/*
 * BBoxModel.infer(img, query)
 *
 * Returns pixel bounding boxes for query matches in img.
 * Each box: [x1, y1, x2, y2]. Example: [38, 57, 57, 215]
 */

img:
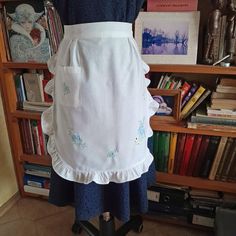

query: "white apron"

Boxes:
[41, 22, 159, 184]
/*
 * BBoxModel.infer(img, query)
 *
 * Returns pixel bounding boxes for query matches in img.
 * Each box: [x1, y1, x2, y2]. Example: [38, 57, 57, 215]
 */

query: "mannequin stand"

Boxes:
[71, 215, 143, 236]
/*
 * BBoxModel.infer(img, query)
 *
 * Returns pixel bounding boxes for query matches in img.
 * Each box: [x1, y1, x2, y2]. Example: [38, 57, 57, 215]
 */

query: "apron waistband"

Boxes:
[64, 22, 133, 39]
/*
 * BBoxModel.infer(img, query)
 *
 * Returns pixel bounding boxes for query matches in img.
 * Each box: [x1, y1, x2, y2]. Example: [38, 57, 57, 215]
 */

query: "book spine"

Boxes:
[181, 83, 198, 108]
[181, 86, 206, 119]
[180, 81, 191, 101]
[179, 134, 195, 175]
[167, 132, 178, 174]
[208, 136, 228, 180]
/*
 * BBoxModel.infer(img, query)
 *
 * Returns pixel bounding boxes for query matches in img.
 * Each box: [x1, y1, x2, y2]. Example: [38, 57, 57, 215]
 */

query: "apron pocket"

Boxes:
[56, 66, 82, 108]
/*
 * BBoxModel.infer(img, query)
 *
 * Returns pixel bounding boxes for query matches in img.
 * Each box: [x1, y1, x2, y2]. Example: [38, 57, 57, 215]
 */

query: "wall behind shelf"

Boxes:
[0, 93, 18, 208]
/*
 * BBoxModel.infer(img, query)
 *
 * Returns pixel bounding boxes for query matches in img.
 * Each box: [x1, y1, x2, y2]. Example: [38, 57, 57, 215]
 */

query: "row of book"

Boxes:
[153, 73, 211, 120]
[14, 70, 52, 112]
[187, 78, 236, 132]
[147, 183, 236, 228]
[150, 131, 236, 182]
[19, 119, 48, 155]
[0, 0, 63, 62]
[23, 163, 51, 196]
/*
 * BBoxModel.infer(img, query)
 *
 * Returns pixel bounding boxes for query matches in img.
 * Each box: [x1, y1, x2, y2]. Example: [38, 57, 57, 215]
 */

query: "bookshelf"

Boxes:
[0, 0, 235, 231]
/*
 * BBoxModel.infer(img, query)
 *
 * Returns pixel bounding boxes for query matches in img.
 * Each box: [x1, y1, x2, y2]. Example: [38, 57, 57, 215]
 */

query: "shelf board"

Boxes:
[157, 172, 236, 194]
[20, 154, 51, 166]
[2, 62, 47, 69]
[11, 110, 42, 120]
[149, 64, 236, 75]
[150, 117, 236, 137]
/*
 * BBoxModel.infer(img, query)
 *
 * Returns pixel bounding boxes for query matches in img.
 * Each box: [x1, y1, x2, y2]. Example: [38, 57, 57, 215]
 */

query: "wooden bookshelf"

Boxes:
[20, 154, 51, 166]
[157, 172, 236, 194]
[11, 111, 42, 120]
[2, 62, 48, 70]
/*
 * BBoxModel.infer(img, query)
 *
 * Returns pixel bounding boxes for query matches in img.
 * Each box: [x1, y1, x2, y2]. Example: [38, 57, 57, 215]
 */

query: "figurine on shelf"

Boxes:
[225, 0, 236, 64]
[203, 0, 227, 64]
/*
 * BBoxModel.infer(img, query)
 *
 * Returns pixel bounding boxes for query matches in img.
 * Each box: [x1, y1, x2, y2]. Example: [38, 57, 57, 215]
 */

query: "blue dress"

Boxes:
[49, 0, 156, 222]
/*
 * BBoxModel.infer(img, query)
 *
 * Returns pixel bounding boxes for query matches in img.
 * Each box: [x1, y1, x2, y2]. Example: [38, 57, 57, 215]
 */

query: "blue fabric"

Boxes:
[48, 0, 155, 223]
[52, 0, 144, 25]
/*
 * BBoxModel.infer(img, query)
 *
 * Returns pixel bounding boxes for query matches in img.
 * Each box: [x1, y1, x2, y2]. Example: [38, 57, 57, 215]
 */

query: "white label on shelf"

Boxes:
[192, 214, 215, 227]
[147, 190, 160, 202]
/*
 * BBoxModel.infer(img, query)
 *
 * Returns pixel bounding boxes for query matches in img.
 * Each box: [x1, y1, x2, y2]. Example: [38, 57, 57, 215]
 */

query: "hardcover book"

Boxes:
[3, 0, 51, 62]
[147, 0, 198, 12]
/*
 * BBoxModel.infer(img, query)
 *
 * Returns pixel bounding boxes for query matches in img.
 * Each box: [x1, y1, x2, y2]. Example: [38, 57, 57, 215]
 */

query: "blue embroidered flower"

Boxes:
[68, 129, 86, 149]
[63, 82, 70, 95]
[135, 118, 146, 144]
[107, 148, 118, 158]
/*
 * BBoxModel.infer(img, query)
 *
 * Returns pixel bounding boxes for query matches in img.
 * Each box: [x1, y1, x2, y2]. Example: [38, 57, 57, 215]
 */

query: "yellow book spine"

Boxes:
[167, 132, 178, 174]
[181, 86, 206, 118]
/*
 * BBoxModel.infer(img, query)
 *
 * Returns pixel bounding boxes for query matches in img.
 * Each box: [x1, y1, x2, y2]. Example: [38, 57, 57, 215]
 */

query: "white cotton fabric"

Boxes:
[41, 22, 159, 184]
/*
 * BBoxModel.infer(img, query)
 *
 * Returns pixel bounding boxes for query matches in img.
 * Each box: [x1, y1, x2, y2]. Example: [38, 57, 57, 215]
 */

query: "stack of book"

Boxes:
[23, 163, 51, 196]
[155, 73, 211, 120]
[19, 119, 48, 155]
[187, 78, 236, 132]
[150, 131, 236, 182]
[14, 70, 53, 112]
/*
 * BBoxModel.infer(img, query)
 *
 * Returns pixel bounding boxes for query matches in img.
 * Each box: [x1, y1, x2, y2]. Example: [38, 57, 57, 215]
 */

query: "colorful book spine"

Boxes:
[181, 83, 198, 108]
[167, 132, 178, 174]
[180, 85, 206, 119]
[208, 136, 228, 180]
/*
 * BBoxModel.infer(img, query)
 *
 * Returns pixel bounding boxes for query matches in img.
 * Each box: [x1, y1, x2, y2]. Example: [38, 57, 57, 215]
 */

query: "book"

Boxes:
[181, 83, 198, 108]
[219, 78, 236, 87]
[192, 135, 210, 177]
[24, 174, 50, 189]
[186, 135, 203, 176]
[147, 0, 198, 12]
[180, 81, 191, 102]
[211, 98, 236, 110]
[199, 136, 221, 178]
[156, 132, 170, 172]
[179, 134, 195, 176]
[24, 163, 51, 178]
[187, 122, 236, 133]
[190, 113, 236, 126]
[220, 140, 236, 181]
[167, 132, 178, 174]
[211, 92, 236, 99]
[182, 89, 211, 119]
[216, 85, 236, 93]
[22, 73, 44, 103]
[23, 185, 49, 196]
[3, 0, 51, 62]
[215, 138, 234, 180]
[208, 136, 228, 180]
[173, 133, 187, 174]
[180, 85, 206, 119]
[153, 132, 159, 170]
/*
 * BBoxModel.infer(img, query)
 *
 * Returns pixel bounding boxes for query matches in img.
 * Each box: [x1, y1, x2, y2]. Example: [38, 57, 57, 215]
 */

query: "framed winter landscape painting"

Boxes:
[134, 12, 200, 64]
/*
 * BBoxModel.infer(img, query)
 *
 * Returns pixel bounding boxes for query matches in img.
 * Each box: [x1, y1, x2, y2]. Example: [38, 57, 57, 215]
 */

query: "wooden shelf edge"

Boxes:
[11, 110, 42, 120]
[151, 117, 236, 138]
[149, 64, 236, 75]
[156, 172, 236, 194]
[20, 154, 51, 166]
[2, 62, 47, 69]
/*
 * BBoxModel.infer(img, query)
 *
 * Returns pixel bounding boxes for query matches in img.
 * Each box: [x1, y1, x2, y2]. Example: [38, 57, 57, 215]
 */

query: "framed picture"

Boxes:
[134, 12, 200, 64]
[149, 88, 181, 123]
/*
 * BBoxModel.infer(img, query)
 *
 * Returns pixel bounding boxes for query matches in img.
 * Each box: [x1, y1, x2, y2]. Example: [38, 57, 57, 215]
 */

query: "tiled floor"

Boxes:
[0, 198, 214, 236]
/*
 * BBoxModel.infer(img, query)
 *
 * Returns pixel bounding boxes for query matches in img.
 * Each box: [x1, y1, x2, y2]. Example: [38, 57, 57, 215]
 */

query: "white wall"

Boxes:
[0, 94, 18, 207]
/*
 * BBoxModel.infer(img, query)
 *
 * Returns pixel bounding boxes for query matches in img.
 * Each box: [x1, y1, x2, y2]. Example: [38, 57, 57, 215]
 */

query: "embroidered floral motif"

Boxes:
[107, 148, 118, 158]
[68, 129, 86, 149]
[135, 118, 146, 144]
[63, 82, 70, 95]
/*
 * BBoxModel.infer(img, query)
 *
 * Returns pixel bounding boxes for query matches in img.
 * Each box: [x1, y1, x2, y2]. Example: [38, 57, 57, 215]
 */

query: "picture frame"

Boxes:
[149, 88, 181, 123]
[134, 11, 200, 64]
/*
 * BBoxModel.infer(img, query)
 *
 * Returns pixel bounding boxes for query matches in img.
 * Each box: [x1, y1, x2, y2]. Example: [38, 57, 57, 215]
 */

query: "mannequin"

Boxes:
[42, 0, 158, 228]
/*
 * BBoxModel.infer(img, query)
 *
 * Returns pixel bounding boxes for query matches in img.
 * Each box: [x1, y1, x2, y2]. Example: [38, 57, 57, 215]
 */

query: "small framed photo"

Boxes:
[134, 11, 200, 64]
[149, 88, 181, 123]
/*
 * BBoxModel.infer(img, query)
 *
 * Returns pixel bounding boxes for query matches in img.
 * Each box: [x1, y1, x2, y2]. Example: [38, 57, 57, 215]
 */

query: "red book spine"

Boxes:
[37, 120, 45, 156]
[179, 134, 195, 175]
[173, 133, 187, 174]
[192, 136, 210, 177]
[180, 81, 191, 101]
[186, 135, 203, 176]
